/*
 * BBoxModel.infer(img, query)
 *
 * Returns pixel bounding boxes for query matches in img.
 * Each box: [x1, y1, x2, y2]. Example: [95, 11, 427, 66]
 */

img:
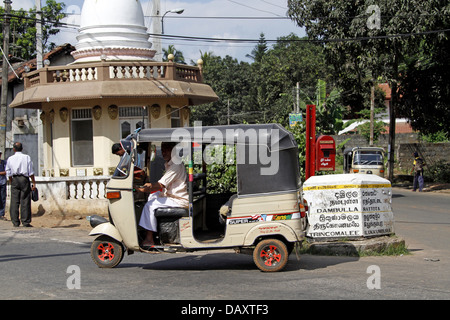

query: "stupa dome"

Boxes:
[72, 0, 155, 62]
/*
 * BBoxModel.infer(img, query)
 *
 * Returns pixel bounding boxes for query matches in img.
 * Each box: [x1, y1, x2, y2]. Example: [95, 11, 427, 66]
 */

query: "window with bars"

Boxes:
[119, 106, 149, 138]
[170, 107, 181, 128]
[71, 108, 93, 166]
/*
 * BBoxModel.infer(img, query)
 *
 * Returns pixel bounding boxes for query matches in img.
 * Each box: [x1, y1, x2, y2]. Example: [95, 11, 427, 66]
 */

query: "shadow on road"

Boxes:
[118, 251, 358, 272]
[392, 193, 406, 198]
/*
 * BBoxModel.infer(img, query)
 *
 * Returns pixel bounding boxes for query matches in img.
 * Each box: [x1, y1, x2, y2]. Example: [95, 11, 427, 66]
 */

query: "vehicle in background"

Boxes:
[343, 147, 385, 177]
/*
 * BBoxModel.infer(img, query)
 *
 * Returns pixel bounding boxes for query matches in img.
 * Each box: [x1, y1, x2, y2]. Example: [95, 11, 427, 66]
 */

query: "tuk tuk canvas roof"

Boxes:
[136, 124, 297, 152]
[136, 124, 300, 196]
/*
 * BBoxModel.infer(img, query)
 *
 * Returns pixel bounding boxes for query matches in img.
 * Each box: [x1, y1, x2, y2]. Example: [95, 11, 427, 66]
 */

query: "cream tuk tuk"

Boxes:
[343, 147, 386, 177]
[88, 124, 307, 272]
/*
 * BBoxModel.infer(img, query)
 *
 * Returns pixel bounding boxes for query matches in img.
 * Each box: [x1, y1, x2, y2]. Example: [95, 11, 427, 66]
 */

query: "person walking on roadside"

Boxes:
[411, 151, 426, 192]
[0, 151, 7, 221]
[6, 142, 36, 227]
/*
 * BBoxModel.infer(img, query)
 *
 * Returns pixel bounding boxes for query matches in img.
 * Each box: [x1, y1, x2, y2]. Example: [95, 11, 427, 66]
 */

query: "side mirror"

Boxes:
[120, 140, 133, 155]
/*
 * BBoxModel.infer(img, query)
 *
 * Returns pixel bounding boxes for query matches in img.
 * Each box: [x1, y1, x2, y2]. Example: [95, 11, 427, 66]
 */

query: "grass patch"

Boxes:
[297, 235, 410, 257]
[358, 240, 410, 257]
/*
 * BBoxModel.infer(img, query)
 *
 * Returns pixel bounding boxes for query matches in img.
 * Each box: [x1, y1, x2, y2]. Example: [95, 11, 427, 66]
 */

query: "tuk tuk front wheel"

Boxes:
[91, 235, 124, 268]
[253, 239, 289, 272]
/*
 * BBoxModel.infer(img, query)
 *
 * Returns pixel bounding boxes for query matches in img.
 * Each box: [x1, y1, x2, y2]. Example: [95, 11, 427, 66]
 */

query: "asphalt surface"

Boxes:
[0, 186, 449, 302]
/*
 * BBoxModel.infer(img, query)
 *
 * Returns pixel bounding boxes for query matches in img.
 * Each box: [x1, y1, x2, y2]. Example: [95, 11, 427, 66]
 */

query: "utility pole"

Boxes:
[151, 0, 162, 62]
[36, 0, 43, 68]
[369, 83, 375, 146]
[36, 0, 44, 175]
[227, 99, 230, 125]
[0, 0, 12, 154]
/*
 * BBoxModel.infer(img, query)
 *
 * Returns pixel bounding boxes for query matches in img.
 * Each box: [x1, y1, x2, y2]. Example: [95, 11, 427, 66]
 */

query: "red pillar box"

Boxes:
[315, 135, 336, 172]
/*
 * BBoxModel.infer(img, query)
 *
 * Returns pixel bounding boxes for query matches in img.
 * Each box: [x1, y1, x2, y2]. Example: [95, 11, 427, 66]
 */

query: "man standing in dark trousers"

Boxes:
[6, 142, 36, 227]
[412, 151, 426, 192]
[0, 151, 7, 221]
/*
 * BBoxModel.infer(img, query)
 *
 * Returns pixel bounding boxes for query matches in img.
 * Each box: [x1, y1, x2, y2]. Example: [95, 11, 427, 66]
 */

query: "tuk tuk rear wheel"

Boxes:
[91, 235, 124, 268]
[253, 239, 289, 272]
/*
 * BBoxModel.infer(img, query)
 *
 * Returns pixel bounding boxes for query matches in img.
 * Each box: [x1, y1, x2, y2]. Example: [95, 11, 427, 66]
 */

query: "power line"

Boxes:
[3, 15, 448, 46]
[3, 11, 449, 46]
[226, 0, 283, 17]
[4, 11, 449, 27]
[258, 0, 287, 10]
[0, 42, 20, 78]
[149, 28, 450, 44]
[144, 15, 291, 20]
[0, 12, 79, 27]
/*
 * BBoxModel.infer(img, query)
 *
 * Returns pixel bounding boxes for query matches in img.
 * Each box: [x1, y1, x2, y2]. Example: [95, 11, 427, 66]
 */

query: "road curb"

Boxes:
[303, 235, 406, 256]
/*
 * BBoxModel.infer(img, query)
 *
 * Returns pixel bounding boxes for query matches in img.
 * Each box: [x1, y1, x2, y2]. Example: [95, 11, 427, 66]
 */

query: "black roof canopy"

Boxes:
[136, 124, 300, 196]
[136, 123, 297, 152]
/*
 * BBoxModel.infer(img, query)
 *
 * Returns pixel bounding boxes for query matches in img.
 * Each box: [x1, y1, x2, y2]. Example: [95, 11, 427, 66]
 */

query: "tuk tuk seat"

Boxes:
[154, 207, 188, 244]
[154, 207, 189, 219]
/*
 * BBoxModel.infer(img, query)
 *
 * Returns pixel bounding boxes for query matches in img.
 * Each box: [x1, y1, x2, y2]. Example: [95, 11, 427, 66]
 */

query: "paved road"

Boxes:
[391, 188, 450, 256]
[0, 188, 449, 303]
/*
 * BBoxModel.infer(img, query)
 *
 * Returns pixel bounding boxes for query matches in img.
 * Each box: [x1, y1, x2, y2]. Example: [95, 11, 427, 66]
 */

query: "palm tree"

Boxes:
[190, 50, 215, 66]
[162, 45, 185, 64]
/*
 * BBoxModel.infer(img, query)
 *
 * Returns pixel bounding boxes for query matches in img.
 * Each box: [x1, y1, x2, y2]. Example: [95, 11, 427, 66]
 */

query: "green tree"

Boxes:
[191, 34, 335, 129]
[315, 84, 345, 135]
[398, 40, 450, 135]
[245, 32, 268, 63]
[287, 0, 449, 180]
[249, 34, 332, 127]
[190, 50, 214, 66]
[191, 54, 253, 126]
[288, 122, 307, 179]
[162, 45, 185, 64]
[0, 0, 65, 61]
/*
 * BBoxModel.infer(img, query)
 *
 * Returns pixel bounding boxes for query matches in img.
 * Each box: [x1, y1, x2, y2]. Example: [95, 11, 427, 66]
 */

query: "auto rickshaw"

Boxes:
[343, 147, 386, 177]
[88, 124, 307, 272]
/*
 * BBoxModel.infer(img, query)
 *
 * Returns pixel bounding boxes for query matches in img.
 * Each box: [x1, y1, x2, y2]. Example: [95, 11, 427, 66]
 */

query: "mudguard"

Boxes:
[243, 222, 299, 246]
[89, 222, 123, 243]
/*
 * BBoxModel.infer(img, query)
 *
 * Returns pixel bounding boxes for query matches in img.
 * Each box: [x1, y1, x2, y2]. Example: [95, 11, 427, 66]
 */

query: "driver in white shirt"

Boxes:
[136, 142, 188, 247]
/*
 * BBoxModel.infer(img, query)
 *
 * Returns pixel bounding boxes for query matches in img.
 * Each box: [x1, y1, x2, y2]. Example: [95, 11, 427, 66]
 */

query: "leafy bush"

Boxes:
[419, 131, 449, 143]
[288, 122, 306, 180]
[426, 160, 450, 183]
[192, 145, 237, 194]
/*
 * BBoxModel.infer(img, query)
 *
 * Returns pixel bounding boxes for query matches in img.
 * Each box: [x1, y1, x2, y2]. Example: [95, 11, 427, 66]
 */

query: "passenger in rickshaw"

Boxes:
[136, 142, 188, 247]
[111, 143, 125, 157]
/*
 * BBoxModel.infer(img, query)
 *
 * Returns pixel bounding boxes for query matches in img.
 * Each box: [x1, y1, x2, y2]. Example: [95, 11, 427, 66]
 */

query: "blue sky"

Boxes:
[11, 0, 305, 63]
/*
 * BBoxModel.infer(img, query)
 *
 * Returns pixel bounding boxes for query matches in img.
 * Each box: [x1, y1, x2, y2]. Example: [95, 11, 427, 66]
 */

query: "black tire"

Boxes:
[253, 239, 289, 272]
[90, 235, 124, 268]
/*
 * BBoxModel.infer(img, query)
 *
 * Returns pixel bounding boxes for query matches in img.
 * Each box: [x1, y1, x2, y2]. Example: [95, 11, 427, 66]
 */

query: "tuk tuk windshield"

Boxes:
[353, 150, 384, 165]
[112, 152, 132, 178]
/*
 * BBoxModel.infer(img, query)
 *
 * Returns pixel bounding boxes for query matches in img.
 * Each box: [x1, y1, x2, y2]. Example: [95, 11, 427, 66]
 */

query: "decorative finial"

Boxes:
[197, 59, 203, 73]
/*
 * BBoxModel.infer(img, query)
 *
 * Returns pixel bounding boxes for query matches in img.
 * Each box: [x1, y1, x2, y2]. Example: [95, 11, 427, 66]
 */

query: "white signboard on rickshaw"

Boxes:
[303, 174, 394, 239]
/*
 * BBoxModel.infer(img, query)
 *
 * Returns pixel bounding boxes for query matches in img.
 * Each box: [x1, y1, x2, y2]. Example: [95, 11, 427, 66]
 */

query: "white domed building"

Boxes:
[9, 0, 218, 215]
[72, 0, 156, 62]
[12, 0, 217, 177]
